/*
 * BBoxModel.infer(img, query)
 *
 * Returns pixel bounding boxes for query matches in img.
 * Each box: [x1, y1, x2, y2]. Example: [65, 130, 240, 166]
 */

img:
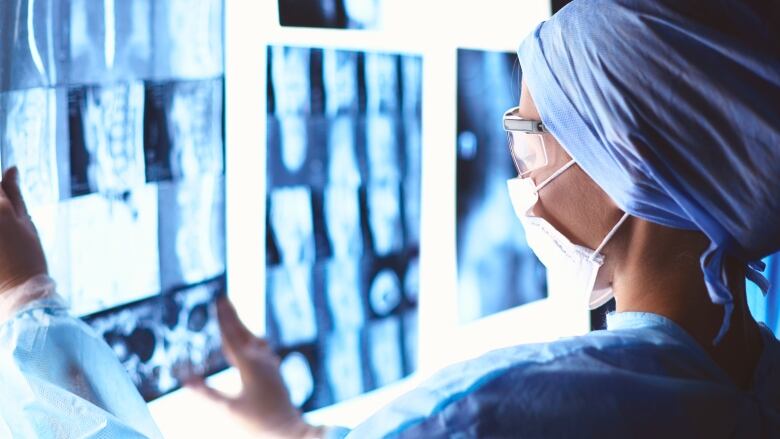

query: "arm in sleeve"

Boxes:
[0, 275, 163, 438]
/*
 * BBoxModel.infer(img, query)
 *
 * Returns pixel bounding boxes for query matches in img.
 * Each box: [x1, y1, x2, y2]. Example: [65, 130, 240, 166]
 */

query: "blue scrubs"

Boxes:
[0, 292, 163, 438]
[347, 313, 780, 438]
[2, 293, 779, 438]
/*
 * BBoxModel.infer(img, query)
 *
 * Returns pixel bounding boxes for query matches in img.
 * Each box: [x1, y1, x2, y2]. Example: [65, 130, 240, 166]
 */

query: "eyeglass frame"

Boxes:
[503, 106, 548, 176]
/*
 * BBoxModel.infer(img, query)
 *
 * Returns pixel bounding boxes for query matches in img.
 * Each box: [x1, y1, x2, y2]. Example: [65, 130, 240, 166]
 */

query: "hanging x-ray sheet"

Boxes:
[278, 0, 385, 29]
[456, 48, 547, 323]
[266, 46, 421, 411]
[0, 0, 226, 401]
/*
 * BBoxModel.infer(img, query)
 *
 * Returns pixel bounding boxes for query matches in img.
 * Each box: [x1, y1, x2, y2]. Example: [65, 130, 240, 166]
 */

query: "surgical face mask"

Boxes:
[507, 160, 630, 309]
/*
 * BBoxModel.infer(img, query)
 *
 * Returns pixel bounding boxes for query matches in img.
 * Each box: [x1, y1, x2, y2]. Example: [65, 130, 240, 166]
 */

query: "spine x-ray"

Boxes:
[456, 48, 548, 323]
[266, 46, 421, 411]
[0, 0, 226, 401]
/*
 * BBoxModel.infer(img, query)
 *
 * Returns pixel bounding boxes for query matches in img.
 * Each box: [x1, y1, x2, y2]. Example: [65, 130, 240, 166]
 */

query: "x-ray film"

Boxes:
[456, 48, 547, 323]
[69, 0, 153, 83]
[158, 176, 226, 292]
[268, 263, 319, 346]
[68, 82, 146, 197]
[67, 185, 161, 315]
[0, 88, 68, 206]
[1, 0, 64, 91]
[0, 0, 227, 401]
[144, 78, 224, 182]
[278, 0, 384, 30]
[266, 45, 421, 410]
[367, 316, 403, 388]
[85, 277, 228, 401]
[152, 0, 223, 80]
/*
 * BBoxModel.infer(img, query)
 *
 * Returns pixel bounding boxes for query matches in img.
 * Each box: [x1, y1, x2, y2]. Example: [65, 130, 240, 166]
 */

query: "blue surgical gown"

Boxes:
[0, 291, 163, 438]
[2, 291, 779, 438]
[346, 312, 780, 438]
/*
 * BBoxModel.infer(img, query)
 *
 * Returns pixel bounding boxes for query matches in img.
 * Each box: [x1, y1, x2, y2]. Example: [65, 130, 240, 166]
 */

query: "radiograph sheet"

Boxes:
[266, 45, 421, 411]
[456, 48, 547, 323]
[1, 0, 65, 91]
[69, 0, 153, 83]
[0, 88, 67, 206]
[85, 278, 228, 401]
[278, 0, 384, 30]
[0, 0, 227, 401]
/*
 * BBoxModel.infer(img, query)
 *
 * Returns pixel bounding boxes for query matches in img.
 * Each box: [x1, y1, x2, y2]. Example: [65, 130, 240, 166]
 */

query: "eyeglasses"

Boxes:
[503, 106, 548, 177]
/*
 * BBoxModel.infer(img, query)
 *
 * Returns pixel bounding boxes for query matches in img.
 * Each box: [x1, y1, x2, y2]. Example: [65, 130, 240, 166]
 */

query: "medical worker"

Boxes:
[194, 0, 780, 437]
[1, 0, 779, 437]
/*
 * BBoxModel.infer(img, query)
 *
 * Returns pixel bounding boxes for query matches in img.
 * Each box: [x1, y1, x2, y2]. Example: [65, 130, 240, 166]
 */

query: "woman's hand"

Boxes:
[0, 167, 48, 295]
[190, 298, 324, 439]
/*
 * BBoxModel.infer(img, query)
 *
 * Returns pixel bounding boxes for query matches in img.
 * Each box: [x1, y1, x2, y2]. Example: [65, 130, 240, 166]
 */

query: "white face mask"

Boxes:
[507, 160, 630, 309]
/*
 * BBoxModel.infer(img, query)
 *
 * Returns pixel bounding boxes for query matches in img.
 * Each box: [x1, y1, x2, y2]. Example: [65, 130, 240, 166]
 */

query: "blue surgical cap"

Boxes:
[518, 0, 780, 343]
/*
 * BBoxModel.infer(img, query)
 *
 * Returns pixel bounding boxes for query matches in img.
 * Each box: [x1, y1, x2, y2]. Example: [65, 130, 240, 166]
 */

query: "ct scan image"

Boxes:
[456, 48, 548, 323]
[0, 0, 226, 401]
[85, 277, 229, 401]
[266, 45, 421, 411]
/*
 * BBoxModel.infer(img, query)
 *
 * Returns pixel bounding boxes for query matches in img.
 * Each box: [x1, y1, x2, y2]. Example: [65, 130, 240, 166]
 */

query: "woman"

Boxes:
[1, 0, 779, 437]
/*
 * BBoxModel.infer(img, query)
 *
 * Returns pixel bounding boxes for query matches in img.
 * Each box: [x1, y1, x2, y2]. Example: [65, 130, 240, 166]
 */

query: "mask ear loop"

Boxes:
[533, 159, 576, 193]
[590, 212, 631, 261]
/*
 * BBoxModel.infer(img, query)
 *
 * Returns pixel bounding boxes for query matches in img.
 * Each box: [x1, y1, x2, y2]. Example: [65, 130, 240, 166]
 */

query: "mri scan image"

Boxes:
[144, 78, 224, 182]
[279, 116, 309, 173]
[401, 56, 422, 114]
[367, 316, 404, 388]
[69, 0, 153, 83]
[68, 82, 146, 197]
[367, 179, 403, 256]
[85, 278, 228, 401]
[404, 258, 419, 303]
[324, 329, 364, 402]
[323, 50, 358, 115]
[158, 176, 226, 291]
[403, 115, 422, 243]
[402, 310, 418, 373]
[368, 268, 402, 317]
[271, 46, 311, 115]
[66, 185, 161, 315]
[0, 0, 228, 402]
[0, 88, 63, 206]
[456, 48, 547, 323]
[3, 0, 62, 91]
[270, 186, 317, 264]
[266, 45, 421, 411]
[325, 259, 365, 330]
[366, 113, 400, 181]
[364, 53, 399, 113]
[268, 264, 319, 346]
[152, 0, 223, 80]
[324, 185, 363, 258]
[327, 116, 361, 186]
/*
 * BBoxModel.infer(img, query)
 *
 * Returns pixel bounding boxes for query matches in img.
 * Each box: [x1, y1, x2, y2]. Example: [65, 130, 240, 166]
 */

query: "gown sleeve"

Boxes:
[0, 275, 163, 438]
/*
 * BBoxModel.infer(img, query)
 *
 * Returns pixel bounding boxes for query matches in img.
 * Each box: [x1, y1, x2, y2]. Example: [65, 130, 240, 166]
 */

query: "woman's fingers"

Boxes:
[1, 167, 29, 219]
[216, 298, 272, 370]
[217, 298, 251, 348]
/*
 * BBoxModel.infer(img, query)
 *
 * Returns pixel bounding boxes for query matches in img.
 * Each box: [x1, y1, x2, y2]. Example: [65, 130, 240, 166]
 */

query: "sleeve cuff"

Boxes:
[0, 275, 65, 325]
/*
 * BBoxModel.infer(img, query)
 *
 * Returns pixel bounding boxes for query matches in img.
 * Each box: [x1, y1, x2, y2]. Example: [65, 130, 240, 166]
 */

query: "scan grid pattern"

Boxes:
[266, 45, 421, 411]
[0, 0, 227, 401]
